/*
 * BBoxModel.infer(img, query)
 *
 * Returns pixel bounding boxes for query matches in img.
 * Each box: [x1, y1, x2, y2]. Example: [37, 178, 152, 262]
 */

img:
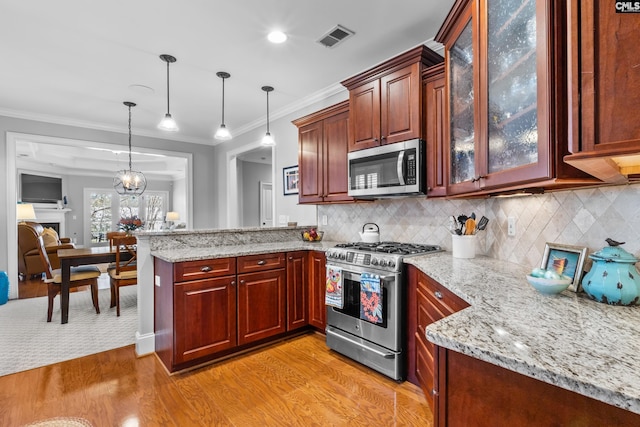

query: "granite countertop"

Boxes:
[151, 240, 339, 263]
[404, 252, 640, 415]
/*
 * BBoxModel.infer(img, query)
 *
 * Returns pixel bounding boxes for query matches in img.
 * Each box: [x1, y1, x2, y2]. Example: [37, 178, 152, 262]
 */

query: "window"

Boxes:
[86, 189, 169, 245]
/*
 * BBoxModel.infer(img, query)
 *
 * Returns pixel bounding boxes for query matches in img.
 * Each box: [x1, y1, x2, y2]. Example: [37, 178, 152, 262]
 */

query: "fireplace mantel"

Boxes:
[34, 208, 71, 237]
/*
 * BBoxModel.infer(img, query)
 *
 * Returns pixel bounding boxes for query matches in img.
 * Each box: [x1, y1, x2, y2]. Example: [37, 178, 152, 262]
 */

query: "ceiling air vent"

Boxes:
[317, 25, 355, 48]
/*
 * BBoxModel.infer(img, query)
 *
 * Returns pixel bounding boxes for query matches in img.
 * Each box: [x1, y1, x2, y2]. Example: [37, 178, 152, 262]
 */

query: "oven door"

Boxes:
[325, 266, 402, 352]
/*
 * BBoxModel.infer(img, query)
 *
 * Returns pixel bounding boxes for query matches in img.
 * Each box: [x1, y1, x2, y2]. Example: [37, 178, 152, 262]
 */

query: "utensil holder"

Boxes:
[452, 234, 476, 259]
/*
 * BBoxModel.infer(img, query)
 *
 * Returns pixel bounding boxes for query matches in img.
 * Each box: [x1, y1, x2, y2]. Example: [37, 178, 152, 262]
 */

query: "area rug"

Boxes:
[0, 285, 137, 377]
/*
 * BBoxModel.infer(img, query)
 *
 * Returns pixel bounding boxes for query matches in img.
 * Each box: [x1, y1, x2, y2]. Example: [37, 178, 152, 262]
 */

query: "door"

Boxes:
[237, 269, 286, 345]
[286, 251, 308, 331]
[259, 181, 273, 227]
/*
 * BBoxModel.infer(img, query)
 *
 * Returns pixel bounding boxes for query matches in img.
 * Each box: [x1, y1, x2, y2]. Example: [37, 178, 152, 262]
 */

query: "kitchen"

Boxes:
[2, 0, 640, 425]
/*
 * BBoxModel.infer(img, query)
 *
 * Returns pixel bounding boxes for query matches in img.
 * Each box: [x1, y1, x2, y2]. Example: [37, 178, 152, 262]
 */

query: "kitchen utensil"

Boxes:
[359, 223, 381, 243]
[476, 216, 489, 231]
[581, 239, 640, 305]
[464, 218, 476, 235]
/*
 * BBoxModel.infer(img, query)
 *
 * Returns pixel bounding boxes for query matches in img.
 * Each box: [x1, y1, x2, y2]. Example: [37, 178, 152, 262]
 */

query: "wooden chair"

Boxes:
[107, 231, 127, 251]
[108, 235, 137, 316]
[35, 236, 101, 322]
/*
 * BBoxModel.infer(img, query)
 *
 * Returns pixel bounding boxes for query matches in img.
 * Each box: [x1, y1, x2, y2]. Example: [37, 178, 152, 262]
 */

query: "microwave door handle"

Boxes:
[397, 151, 405, 186]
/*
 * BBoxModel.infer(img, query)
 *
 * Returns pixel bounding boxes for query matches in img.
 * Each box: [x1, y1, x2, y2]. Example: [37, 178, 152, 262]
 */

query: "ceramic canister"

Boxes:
[581, 242, 640, 306]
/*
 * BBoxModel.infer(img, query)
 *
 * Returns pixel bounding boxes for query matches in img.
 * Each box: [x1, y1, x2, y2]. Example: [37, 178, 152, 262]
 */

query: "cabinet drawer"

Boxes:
[174, 258, 236, 282]
[237, 252, 286, 274]
[417, 273, 469, 314]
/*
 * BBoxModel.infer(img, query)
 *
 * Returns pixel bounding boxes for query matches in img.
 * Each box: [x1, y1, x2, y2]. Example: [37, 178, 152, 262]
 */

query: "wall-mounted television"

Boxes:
[20, 173, 63, 203]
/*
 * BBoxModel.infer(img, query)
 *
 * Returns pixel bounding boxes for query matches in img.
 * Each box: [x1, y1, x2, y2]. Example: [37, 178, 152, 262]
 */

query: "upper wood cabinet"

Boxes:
[342, 45, 443, 152]
[563, 0, 640, 184]
[436, 0, 597, 196]
[423, 64, 447, 197]
[293, 101, 353, 204]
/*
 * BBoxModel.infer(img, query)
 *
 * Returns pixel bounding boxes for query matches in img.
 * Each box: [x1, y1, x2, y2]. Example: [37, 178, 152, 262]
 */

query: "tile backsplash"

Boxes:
[318, 183, 640, 269]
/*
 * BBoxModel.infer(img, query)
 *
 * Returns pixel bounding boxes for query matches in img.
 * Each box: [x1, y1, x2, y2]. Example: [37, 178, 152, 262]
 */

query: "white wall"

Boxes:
[240, 160, 271, 227]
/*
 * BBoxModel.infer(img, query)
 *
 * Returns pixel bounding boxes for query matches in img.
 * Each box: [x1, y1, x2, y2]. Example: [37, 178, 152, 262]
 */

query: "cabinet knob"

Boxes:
[434, 291, 443, 300]
[257, 260, 266, 265]
[240, 280, 245, 285]
[201, 266, 212, 272]
[230, 280, 236, 286]
[373, 138, 379, 143]
[288, 257, 293, 260]
[381, 136, 386, 140]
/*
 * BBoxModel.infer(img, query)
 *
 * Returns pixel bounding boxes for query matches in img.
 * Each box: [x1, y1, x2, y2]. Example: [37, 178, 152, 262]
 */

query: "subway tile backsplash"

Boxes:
[318, 183, 640, 269]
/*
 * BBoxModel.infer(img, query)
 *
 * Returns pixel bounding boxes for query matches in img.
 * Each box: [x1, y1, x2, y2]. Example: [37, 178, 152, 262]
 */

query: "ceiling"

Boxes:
[2, 0, 451, 146]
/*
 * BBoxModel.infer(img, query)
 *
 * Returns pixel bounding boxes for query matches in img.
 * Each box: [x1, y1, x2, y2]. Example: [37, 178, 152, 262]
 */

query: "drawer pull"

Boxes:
[201, 266, 212, 272]
[434, 291, 443, 300]
[257, 260, 267, 265]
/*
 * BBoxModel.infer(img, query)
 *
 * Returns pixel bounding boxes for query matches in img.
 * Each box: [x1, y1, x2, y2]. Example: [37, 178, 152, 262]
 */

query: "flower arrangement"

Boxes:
[118, 215, 144, 232]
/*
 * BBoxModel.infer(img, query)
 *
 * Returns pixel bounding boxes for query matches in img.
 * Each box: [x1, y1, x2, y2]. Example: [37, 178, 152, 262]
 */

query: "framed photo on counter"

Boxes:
[283, 165, 299, 195]
[541, 243, 588, 292]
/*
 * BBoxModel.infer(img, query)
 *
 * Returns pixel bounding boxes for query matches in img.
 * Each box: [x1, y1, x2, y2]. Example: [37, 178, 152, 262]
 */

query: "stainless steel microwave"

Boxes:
[347, 138, 425, 198]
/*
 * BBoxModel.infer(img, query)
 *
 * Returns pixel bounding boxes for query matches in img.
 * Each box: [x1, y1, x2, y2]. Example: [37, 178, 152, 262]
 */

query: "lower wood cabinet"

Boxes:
[308, 251, 326, 331]
[438, 348, 640, 426]
[155, 250, 322, 372]
[407, 265, 469, 412]
[287, 251, 308, 331]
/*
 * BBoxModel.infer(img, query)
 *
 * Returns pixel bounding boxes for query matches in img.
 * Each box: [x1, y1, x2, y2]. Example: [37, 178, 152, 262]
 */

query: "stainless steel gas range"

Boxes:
[325, 241, 442, 381]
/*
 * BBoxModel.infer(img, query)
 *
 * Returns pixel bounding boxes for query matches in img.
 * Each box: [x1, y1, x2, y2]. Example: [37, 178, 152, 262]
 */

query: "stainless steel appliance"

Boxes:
[325, 241, 442, 380]
[347, 138, 425, 198]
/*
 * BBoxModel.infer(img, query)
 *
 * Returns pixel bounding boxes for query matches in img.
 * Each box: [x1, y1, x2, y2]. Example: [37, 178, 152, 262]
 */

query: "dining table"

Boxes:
[57, 246, 134, 324]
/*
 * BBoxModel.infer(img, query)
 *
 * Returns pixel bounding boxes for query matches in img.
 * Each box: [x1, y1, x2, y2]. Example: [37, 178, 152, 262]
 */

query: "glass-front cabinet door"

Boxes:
[441, 0, 554, 195]
[449, 18, 476, 185]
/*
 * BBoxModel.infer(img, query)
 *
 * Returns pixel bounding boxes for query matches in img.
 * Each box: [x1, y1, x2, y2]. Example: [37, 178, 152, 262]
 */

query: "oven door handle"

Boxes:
[326, 327, 395, 359]
[340, 271, 394, 282]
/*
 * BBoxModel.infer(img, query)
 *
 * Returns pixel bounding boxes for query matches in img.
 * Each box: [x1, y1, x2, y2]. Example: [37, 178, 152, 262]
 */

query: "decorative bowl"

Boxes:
[526, 275, 572, 295]
[301, 230, 324, 242]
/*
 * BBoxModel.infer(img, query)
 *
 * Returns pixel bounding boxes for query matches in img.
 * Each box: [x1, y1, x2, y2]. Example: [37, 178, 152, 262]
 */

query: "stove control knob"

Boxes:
[371, 258, 378, 266]
[378, 259, 387, 267]
[339, 253, 346, 260]
[388, 260, 396, 268]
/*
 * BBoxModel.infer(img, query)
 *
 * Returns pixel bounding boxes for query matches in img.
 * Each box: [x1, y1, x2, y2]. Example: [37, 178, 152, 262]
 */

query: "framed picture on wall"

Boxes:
[541, 243, 588, 292]
[283, 165, 299, 195]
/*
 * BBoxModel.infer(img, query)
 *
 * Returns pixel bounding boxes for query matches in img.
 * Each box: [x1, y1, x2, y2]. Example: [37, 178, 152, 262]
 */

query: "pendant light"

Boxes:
[158, 54, 179, 132]
[261, 85, 275, 147]
[214, 71, 232, 141]
[114, 102, 147, 196]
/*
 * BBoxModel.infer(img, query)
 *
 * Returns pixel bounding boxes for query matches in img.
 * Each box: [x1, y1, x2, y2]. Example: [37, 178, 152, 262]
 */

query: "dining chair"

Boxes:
[108, 235, 137, 316]
[107, 231, 127, 251]
[35, 236, 101, 322]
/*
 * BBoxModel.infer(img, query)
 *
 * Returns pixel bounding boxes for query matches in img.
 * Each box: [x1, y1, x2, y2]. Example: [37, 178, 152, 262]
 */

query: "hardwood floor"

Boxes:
[17, 274, 49, 299]
[0, 333, 433, 426]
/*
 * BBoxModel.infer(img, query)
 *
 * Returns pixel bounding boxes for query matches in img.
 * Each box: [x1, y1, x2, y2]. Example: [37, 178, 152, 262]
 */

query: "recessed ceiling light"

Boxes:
[267, 31, 287, 44]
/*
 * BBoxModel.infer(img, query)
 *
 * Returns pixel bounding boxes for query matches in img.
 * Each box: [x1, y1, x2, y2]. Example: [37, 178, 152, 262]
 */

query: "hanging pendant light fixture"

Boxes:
[114, 102, 147, 196]
[214, 71, 232, 141]
[261, 85, 275, 147]
[158, 54, 179, 132]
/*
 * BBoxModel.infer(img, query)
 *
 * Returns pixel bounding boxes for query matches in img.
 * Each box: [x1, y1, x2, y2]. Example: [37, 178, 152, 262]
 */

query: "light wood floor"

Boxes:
[0, 332, 433, 426]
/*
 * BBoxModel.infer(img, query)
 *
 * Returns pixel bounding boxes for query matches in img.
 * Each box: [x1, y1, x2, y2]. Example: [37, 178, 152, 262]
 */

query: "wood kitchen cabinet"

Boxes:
[342, 45, 443, 152]
[438, 347, 640, 426]
[154, 257, 237, 370]
[237, 253, 287, 345]
[308, 250, 326, 331]
[423, 63, 447, 197]
[406, 265, 469, 413]
[293, 101, 353, 204]
[286, 251, 308, 331]
[436, 0, 596, 196]
[563, 0, 640, 184]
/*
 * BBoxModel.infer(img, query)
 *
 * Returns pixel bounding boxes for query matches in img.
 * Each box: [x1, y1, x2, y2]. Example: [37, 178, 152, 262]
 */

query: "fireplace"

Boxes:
[39, 222, 60, 234]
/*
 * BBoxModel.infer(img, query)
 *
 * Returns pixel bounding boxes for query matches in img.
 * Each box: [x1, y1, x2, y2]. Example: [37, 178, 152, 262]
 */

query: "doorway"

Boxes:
[6, 132, 193, 300]
[227, 143, 275, 228]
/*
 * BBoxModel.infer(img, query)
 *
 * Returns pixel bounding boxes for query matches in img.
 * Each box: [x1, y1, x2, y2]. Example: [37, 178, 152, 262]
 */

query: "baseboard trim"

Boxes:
[135, 331, 155, 356]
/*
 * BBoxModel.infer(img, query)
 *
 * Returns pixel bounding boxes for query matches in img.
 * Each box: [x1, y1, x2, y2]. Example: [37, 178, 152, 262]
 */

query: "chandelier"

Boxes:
[113, 101, 147, 196]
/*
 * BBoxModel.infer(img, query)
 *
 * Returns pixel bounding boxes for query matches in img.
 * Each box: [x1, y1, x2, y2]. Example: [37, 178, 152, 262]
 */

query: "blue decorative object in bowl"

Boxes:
[581, 240, 640, 306]
[526, 275, 572, 294]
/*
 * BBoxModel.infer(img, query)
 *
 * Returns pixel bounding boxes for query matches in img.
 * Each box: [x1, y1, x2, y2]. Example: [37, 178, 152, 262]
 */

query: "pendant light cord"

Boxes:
[166, 61, 171, 115]
[128, 105, 133, 171]
[221, 76, 225, 124]
[266, 90, 270, 133]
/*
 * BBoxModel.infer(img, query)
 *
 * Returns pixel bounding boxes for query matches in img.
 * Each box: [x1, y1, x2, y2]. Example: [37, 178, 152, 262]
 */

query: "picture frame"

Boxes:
[541, 243, 588, 292]
[283, 165, 299, 195]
